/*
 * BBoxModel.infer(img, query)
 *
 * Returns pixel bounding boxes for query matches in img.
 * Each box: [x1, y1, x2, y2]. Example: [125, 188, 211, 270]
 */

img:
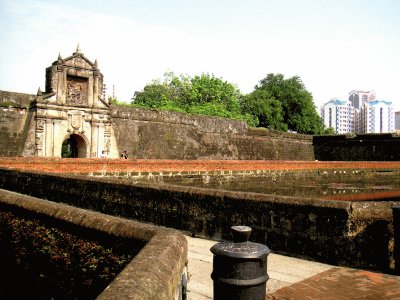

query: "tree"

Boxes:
[131, 72, 245, 120]
[244, 74, 324, 134]
[240, 89, 287, 130]
[132, 73, 180, 110]
[323, 127, 336, 134]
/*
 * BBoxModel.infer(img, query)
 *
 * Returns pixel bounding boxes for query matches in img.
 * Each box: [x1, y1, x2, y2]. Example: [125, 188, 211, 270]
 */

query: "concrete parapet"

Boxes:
[0, 188, 187, 300]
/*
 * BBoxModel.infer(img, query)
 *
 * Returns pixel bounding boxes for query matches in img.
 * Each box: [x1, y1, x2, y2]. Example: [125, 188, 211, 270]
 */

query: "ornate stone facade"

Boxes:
[32, 46, 118, 158]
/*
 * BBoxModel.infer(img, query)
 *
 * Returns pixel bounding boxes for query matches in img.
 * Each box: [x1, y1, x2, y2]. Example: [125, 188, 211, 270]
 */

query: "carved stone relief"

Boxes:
[67, 111, 85, 134]
[35, 118, 46, 154]
[65, 56, 92, 69]
[104, 124, 111, 153]
[66, 76, 88, 105]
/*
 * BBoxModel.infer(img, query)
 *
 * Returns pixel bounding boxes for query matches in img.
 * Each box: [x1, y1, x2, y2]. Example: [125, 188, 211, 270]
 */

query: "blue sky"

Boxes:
[1, 0, 399, 110]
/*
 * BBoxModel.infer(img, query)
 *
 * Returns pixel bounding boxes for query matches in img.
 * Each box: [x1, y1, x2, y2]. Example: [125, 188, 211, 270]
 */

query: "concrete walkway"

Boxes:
[186, 235, 333, 300]
[186, 236, 400, 300]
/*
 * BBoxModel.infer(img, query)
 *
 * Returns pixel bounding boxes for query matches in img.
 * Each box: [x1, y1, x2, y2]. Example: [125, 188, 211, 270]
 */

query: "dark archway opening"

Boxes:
[61, 134, 87, 158]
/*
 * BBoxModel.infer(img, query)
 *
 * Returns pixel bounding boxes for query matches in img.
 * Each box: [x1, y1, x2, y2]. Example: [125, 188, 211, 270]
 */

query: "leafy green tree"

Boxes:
[184, 74, 242, 112]
[244, 74, 324, 134]
[323, 127, 336, 134]
[131, 72, 245, 120]
[240, 89, 287, 130]
[132, 79, 173, 109]
[131, 72, 326, 134]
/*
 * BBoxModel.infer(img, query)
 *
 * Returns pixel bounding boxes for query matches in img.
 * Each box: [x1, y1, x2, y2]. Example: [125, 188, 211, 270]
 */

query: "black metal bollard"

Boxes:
[393, 206, 400, 275]
[210, 226, 270, 300]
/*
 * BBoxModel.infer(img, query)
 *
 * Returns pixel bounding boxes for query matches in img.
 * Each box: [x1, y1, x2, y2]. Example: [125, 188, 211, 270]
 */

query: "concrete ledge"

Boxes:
[0, 188, 188, 300]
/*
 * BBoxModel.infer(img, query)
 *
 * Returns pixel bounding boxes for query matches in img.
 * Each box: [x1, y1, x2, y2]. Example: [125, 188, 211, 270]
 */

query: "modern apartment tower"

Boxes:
[320, 99, 354, 134]
[395, 111, 400, 131]
[348, 90, 376, 109]
[320, 90, 394, 134]
[357, 100, 394, 133]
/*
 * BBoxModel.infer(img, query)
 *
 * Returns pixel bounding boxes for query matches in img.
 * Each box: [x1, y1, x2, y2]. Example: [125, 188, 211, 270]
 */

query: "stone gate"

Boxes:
[29, 46, 118, 158]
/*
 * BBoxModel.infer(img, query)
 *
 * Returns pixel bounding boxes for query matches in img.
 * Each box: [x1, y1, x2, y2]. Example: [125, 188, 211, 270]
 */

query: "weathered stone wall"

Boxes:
[0, 91, 35, 157]
[0, 90, 34, 108]
[314, 134, 400, 161]
[0, 168, 397, 273]
[0, 188, 187, 300]
[0, 108, 29, 156]
[4, 90, 400, 161]
[0, 91, 315, 160]
[111, 106, 314, 160]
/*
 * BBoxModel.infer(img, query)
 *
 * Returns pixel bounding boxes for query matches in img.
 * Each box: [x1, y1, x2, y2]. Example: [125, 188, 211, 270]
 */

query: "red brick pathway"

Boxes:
[266, 267, 400, 300]
[2, 158, 400, 174]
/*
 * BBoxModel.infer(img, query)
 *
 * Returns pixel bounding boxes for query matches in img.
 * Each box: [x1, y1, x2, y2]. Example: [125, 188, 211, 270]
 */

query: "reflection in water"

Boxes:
[164, 176, 400, 202]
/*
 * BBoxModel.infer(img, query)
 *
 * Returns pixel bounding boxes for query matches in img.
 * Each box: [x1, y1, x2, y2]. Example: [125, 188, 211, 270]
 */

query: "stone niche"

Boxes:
[66, 75, 88, 105]
[31, 46, 118, 158]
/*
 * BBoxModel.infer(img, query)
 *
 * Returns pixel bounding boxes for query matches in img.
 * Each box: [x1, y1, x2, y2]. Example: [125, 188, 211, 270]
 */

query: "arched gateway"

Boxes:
[32, 46, 117, 158]
[61, 134, 88, 158]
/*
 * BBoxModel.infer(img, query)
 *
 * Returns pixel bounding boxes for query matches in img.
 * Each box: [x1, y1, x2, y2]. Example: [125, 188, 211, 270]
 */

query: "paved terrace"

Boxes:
[187, 235, 400, 300]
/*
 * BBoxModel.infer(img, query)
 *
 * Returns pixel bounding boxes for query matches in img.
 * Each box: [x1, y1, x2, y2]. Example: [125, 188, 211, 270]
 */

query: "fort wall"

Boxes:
[3, 89, 400, 161]
[0, 91, 35, 157]
[0, 168, 397, 273]
[313, 134, 400, 161]
[111, 106, 314, 160]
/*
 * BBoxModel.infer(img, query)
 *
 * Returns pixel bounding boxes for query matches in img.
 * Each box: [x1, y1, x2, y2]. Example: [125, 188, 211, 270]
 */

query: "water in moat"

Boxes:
[162, 174, 400, 202]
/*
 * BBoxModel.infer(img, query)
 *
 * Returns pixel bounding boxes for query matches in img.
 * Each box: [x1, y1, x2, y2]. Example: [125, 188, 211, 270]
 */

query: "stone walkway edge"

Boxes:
[186, 235, 400, 300]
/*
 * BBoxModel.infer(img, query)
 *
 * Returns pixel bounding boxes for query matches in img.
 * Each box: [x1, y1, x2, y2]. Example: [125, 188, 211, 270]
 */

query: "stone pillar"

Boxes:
[93, 73, 99, 107]
[44, 119, 54, 157]
[104, 124, 112, 156]
[88, 77, 94, 107]
[52, 120, 61, 157]
[97, 124, 105, 157]
[62, 70, 68, 103]
[90, 122, 99, 157]
[56, 65, 64, 104]
[35, 118, 46, 157]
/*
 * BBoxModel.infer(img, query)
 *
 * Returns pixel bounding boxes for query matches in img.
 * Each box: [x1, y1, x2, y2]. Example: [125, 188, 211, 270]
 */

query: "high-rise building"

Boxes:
[320, 91, 394, 134]
[395, 111, 400, 131]
[357, 100, 394, 133]
[320, 99, 354, 134]
[355, 100, 395, 133]
[348, 90, 375, 109]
